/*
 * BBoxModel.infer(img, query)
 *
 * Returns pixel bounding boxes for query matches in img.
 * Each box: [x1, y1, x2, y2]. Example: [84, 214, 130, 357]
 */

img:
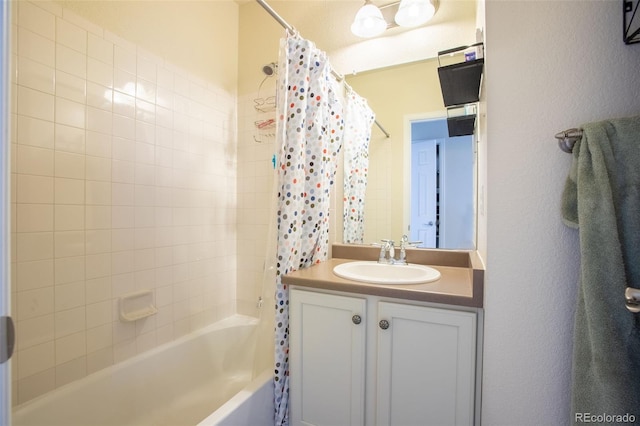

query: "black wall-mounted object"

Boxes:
[624, 0, 640, 44]
[447, 114, 477, 137]
[438, 58, 484, 107]
[437, 43, 484, 137]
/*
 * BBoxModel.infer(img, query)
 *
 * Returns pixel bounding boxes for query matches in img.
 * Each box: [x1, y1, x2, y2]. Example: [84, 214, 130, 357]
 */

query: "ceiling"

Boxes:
[242, 0, 477, 54]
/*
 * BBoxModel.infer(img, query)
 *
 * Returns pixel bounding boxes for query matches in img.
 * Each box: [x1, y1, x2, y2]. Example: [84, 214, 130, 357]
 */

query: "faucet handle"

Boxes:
[399, 235, 421, 248]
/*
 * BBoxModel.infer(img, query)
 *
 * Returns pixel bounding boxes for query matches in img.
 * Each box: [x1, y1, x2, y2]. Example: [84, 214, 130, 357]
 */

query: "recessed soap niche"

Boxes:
[119, 290, 158, 322]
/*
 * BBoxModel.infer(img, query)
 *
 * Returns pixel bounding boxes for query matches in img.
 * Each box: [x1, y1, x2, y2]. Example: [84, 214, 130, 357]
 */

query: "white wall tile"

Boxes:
[88, 34, 113, 64]
[55, 178, 85, 205]
[56, 17, 87, 54]
[85, 230, 111, 255]
[18, 56, 55, 94]
[17, 287, 54, 320]
[55, 98, 85, 129]
[55, 71, 86, 103]
[85, 277, 111, 304]
[86, 347, 113, 375]
[85, 205, 111, 230]
[54, 231, 85, 258]
[114, 45, 136, 74]
[85, 157, 111, 182]
[111, 230, 134, 252]
[86, 323, 112, 353]
[54, 305, 86, 336]
[86, 300, 111, 329]
[18, 341, 55, 379]
[85, 131, 111, 159]
[18, 27, 55, 68]
[55, 356, 87, 387]
[54, 151, 85, 179]
[17, 116, 54, 149]
[16, 314, 54, 350]
[18, 86, 54, 121]
[134, 185, 155, 206]
[17, 368, 55, 404]
[55, 331, 86, 365]
[54, 123, 85, 154]
[112, 116, 135, 141]
[54, 256, 85, 285]
[111, 183, 134, 206]
[17, 232, 53, 262]
[113, 92, 135, 118]
[17, 174, 54, 204]
[56, 44, 86, 79]
[86, 107, 112, 135]
[85, 180, 111, 205]
[87, 58, 113, 88]
[86, 253, 111, 279]
[86, 82, 113, 112]
[113, 69, 136, 96]
[16, 259, 54, 291]
[19, 2, 56, 40]
[54, 204, 85, 231]
[111, 251, 134, 275]
[16, 203, 54, 232]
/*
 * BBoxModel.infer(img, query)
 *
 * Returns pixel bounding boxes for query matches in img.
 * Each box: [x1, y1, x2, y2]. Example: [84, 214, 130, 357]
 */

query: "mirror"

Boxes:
[344, 56, 477, 249]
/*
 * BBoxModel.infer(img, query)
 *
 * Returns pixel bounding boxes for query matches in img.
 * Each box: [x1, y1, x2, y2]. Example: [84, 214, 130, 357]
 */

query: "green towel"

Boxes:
[561, 115, 640, 424]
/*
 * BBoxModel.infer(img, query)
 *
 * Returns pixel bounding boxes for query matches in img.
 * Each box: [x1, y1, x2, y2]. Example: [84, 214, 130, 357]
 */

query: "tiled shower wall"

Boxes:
[10, 1, 238, 404]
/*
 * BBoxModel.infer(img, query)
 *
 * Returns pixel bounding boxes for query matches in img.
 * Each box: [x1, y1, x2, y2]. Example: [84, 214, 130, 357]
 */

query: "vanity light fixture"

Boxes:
[350, 0, 387, 38]
[351, 0, 437, 38]
[395, 0, 435, 27]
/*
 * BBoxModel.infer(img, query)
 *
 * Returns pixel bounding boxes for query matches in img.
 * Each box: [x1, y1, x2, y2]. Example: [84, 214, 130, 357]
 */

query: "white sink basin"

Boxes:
[333, 261, 441, 285]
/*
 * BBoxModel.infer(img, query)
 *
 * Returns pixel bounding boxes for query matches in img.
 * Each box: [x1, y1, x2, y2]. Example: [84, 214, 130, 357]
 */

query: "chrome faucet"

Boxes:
[396, 235, 421, 265]
[377, 239, 395, 264]
[377, 236, 422, 265]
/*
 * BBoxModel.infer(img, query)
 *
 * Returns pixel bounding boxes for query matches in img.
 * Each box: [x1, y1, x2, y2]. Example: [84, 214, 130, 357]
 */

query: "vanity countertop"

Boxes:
[282, 244, 484, 308]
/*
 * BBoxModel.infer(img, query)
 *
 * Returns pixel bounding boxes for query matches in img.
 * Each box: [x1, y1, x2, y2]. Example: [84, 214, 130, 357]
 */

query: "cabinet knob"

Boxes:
[352, 315, 362, 325]
[379, 319, 390, 330]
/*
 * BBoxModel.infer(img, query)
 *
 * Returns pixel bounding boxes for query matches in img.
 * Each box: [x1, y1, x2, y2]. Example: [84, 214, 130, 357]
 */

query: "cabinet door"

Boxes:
[376, 302, 476, 426]
[290, 289, 366, 426]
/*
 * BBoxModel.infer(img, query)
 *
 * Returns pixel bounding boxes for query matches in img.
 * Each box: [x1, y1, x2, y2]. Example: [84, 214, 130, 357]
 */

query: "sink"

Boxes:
[333, 261, 441, 285]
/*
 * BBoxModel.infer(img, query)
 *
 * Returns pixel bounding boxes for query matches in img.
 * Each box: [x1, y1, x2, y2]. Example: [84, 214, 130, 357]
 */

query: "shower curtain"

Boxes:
[343, 88, 375, 243]
[273, 33, 345, 425]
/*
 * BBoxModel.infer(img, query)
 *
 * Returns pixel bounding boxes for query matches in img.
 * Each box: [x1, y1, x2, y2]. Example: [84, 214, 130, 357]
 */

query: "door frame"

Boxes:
[0, 0, 13, 421]
[401, 111, 447, 238]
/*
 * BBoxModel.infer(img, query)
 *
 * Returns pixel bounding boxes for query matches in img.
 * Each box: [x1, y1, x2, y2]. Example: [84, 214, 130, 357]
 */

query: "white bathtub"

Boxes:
[12, 315, 274, 426]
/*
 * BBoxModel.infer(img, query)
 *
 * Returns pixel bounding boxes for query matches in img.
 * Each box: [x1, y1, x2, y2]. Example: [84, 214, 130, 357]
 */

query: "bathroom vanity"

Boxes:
[283, 244, 484, 426]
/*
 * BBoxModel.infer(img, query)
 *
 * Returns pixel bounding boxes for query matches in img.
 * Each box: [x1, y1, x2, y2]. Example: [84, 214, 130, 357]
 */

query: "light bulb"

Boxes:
[351, 2, 387, 38]
[395, 0, 435, 28]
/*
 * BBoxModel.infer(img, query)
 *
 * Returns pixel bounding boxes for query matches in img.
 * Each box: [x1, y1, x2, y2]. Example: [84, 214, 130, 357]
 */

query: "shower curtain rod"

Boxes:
[255, 0, 391, 138]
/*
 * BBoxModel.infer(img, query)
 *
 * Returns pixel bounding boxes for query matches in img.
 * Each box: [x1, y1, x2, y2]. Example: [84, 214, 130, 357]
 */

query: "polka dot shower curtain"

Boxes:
[343, 88, 375, 244]
[273, 34, 345, 425]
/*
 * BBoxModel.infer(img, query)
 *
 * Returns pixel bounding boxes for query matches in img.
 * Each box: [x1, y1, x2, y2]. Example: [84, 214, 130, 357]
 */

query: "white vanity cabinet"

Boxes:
[289, 287, 478, 426]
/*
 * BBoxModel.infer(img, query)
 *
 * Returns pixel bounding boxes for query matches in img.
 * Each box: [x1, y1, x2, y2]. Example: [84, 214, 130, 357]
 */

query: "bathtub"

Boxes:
[12, 315, 274, 426]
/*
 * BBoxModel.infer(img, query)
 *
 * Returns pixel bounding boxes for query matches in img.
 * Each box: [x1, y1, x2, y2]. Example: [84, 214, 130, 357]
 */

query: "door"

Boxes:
[376, 302, 476, 426]
[410, 139, 439, 247]
[289, 289, 366, 426]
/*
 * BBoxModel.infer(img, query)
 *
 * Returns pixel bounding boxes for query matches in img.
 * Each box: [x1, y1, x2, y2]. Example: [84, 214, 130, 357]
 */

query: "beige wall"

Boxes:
[484, 1, 640, 423]
[55, 0, 239, 92]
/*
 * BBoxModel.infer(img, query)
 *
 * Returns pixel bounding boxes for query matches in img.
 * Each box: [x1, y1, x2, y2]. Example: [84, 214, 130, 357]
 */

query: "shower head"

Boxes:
[262, 62, 277, 76]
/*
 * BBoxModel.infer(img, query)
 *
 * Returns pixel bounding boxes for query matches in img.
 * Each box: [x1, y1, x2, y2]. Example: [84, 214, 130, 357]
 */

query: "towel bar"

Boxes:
[555, 128, 583, 153]
[625, 287, 640, 313]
